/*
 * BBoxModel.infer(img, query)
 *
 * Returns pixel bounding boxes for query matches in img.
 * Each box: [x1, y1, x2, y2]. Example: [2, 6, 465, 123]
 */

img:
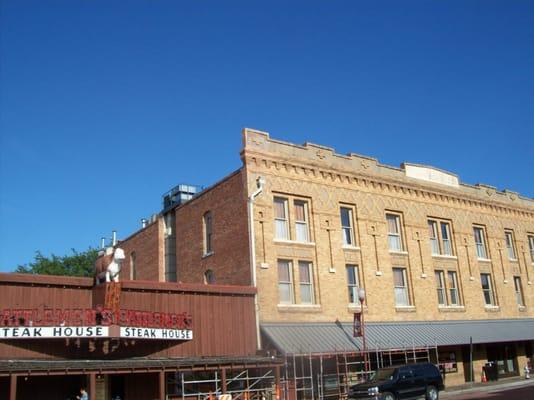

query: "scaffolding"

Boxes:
[281, 344, 438, 400]
[163, 344, 437, 400]
[167, 367, 277, 400]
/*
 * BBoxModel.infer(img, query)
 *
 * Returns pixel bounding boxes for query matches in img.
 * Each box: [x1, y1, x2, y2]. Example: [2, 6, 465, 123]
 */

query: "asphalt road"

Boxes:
[444, 383, 534, 399]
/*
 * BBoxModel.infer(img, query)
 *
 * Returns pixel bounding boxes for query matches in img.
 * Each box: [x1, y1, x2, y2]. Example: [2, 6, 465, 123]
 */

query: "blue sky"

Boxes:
[1, 1, 533, 272]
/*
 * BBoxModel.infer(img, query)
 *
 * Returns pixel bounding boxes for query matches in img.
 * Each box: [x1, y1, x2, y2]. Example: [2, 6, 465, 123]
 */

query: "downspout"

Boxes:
[248, 175, 265, 350]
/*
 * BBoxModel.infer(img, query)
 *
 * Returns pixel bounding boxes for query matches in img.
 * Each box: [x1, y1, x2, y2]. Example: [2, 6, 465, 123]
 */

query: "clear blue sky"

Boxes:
[1, 1, 533, 272]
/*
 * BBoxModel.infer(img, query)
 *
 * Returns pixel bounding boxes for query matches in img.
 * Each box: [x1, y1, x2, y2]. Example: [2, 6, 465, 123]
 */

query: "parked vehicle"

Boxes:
[347, 363, 444, 400]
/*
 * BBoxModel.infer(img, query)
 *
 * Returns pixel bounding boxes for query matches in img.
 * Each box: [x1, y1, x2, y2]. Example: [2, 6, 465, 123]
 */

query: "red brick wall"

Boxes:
[118, 220, 163, 282]
[175, 170, 251, 286]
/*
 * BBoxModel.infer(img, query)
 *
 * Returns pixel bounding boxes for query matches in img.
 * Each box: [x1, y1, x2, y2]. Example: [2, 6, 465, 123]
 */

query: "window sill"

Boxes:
[342, 245, 361, 251]
[438, 306, 465, 312]
[389, 250, 408, 256]
[277, 304, 322, 313]
[432, 254, 457, 260]
[484, 305, 500, 312]
[518, 306, 527, 312]
[508, 258, 518, 263]
[274, 239, 316, 247]
[395, 306, 415, 312]
[202, 251, 214, 259]
[348, 304, 368, 311]
[477, 258, 492, 263]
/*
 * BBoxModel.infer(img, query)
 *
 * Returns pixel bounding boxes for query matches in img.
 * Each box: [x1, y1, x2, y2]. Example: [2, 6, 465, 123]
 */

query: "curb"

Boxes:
[441, 378, 534, 397]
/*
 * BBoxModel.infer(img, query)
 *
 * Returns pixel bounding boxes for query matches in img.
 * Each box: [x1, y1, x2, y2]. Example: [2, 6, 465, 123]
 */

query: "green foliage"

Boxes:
[15, 248, 99, 277]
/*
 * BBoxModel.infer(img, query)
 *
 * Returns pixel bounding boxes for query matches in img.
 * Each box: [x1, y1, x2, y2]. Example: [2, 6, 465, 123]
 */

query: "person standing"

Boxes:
[76, 387, 89, 400]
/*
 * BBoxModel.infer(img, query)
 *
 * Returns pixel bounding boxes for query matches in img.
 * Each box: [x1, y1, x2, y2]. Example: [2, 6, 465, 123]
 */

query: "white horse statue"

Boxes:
[95, 247, 125, 284]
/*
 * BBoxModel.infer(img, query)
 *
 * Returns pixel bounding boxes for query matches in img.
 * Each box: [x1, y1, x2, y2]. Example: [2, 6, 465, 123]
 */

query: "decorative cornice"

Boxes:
[243, 151, 534, 220]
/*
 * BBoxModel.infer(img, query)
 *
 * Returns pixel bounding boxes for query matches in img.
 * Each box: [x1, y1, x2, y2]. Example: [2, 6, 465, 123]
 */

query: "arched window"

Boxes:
[203, 211, 213, 255]
[204, 269, 215, 284]
[130, 252, 136, 280]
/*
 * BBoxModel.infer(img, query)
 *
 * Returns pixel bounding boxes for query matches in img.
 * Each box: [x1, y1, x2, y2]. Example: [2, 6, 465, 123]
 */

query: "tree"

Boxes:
[15, 248, 99, 277]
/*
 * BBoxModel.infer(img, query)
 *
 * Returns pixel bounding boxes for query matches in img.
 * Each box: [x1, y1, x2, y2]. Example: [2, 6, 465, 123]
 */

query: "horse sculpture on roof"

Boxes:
[94, 246, 125, 284]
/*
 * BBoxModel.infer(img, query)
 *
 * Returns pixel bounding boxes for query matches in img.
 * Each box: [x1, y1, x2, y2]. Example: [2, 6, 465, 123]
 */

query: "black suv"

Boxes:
[347, 363, 444, 400]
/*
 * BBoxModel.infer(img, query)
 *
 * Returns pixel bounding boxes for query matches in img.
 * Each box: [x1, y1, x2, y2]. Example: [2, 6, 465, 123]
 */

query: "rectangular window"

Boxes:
[294, 200, 310, 242]
[393, 267, 410, 306]
[429, 221, 440, 255]
[529, 235, 534, 263]
[481, 273, 496, 306]
[473, 226, 488, 259]
[298, 261, 314, 304]
[435, 270, 446, 306]
[340, 207, 356, 246]
[505, 230, 517, 260]
[278, 260, 294, 304]
[203, 212, 213, 254]
[448, 271, 459, 306]
[274, 197, 290, 240]
[428, 219, 453, 256]
[441, 222, 453, 256]
[130, 252, 136, 280]
[514, 277, 524, 307]
[386, 213, 403, 252]
[346, 264, 360, 304]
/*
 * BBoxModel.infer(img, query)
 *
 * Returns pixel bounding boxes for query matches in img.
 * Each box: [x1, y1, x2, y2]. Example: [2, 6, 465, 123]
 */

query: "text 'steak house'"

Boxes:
[2, 128, 534, 400]
[119, 129, 534, 388]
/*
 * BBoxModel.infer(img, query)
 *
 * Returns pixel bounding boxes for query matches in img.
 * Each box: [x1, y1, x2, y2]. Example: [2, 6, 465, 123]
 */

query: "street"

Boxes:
[443, 383, 534, 399]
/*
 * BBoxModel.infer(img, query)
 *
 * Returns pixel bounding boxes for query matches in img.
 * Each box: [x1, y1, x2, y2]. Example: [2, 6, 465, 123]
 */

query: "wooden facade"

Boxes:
[0, 273, 281, 400]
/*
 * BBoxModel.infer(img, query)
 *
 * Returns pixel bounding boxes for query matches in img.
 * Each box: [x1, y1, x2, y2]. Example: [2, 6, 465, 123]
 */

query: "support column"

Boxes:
[221, 368, 227, 394]
[89, 373, 96, 400]
[159, 371, 165, 400]
[275, 367, 281, 400]
[10, 375, 17, 400]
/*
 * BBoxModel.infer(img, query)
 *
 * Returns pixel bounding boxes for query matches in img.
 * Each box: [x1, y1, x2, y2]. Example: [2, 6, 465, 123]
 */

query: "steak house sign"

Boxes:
[0, 306, 193, 341]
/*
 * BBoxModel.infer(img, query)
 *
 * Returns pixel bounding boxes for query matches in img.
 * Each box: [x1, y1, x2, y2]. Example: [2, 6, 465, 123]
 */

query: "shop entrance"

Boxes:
[110, 374, 126, 400]
[16, 375, 84, 400]
[486, 343, 518, 377]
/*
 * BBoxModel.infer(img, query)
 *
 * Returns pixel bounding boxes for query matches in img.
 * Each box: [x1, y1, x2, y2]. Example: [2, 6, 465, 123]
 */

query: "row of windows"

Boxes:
[272, 196, 534, 263]
[276, 260, 527, 309]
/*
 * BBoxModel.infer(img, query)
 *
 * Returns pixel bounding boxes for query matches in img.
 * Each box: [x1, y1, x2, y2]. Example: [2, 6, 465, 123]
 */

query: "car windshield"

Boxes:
[370, 368, 396, 382]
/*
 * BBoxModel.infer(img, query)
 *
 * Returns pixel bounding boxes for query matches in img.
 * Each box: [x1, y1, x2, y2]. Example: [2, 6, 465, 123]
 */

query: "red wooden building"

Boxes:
[0, 273, 282, 400]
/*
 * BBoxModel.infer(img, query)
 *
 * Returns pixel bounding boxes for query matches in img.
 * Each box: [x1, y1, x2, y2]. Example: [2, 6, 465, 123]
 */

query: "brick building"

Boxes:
[118, 128, 534, 391]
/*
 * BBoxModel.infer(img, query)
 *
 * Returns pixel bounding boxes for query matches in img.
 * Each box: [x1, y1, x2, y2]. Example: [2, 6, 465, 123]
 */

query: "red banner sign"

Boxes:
[1, 306, 192, 330]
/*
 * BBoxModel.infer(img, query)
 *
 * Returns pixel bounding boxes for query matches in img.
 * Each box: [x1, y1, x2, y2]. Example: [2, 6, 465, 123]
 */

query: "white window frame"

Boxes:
[274, 197, 290, 240]
[514, 276, 524, 307]
[203, 211, 213, 255]
[298, 261, 315, 304]
[505, 230, 517, 261]
[435, 270, 447, 306]
[393, 267, 410, 306]
[278, 260, 294, 304]
[387, 213, 403, 252]
[473, 226, 488, 260]
[294, 200, 310, 243]
[481, 273, 496, 306]
[340, 207, 356, 247]
[440, 221, 453, 256]
[529, 235, 534, 263]
[448, 271, 460, 306]
[429, 221, 440, 255]
[346, 264, 360, 304]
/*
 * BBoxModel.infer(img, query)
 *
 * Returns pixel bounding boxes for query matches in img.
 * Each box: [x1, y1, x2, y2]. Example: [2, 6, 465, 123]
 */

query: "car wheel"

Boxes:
[381, 392, 396, 400]
[425, 385, 439, 400]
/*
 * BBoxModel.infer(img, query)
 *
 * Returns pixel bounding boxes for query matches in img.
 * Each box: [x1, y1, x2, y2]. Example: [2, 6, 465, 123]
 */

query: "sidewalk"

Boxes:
[441, 376, 534, 398]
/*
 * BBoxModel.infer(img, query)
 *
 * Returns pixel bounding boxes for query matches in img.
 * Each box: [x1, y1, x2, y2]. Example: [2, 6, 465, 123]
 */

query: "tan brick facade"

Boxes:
[241, 129, 534, 326]
[118, 127, 534, 385]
